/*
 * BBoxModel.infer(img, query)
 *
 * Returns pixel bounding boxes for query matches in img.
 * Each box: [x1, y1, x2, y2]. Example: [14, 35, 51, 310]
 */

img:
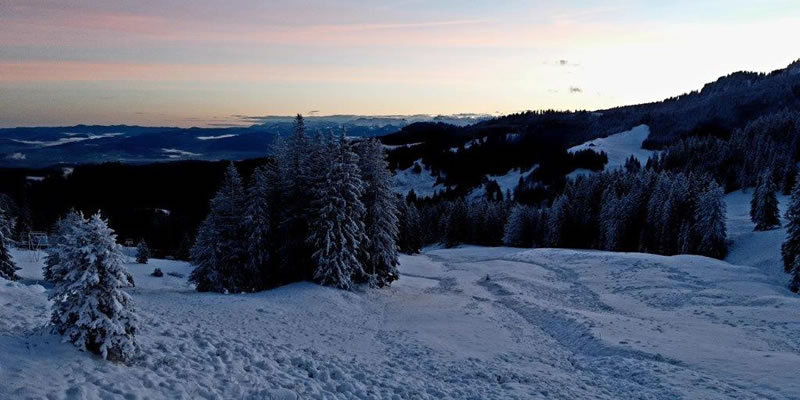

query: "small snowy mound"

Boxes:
[568, 125, 654, 177]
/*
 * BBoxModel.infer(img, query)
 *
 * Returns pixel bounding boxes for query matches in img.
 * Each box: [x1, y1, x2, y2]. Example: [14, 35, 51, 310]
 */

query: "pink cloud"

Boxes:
[0, 60, 482, 85]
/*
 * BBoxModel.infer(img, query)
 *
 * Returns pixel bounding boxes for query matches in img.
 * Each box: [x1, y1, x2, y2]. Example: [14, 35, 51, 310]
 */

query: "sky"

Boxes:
[1, 0, 800, 128]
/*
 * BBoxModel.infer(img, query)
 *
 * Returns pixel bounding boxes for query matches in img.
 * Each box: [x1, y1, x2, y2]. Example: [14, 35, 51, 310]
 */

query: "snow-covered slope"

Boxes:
[568, 125, 654, 178]
[468, 165, 538, 200]
[2, 189, 799, 399]
[393, 160, 443, 197]
[3, 232, 800, 398]
[725, 189, 791, 285]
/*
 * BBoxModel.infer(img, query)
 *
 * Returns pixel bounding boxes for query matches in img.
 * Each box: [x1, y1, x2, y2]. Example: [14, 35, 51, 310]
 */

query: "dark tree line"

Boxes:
[504, 168, 727, 259]
[397, 166, 728, 260]
[395, 196, 512, 252]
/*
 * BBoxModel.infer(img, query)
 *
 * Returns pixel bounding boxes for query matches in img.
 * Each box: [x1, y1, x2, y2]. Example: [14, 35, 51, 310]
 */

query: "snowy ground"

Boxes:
[2, 191, 799, 399]
[568, 125, 655, 179]
[725, 189, 791, 286]
[468, 165, 538, 201]
[393, 160, 443, 197]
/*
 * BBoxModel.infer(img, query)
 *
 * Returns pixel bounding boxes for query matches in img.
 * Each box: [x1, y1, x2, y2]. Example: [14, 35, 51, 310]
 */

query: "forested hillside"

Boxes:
[382, 59, 800, 196]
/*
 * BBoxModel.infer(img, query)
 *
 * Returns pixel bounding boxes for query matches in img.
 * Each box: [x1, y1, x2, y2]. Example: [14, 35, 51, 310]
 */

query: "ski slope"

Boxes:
[568, 125, 655, 178]
[1, 190, 799, 399]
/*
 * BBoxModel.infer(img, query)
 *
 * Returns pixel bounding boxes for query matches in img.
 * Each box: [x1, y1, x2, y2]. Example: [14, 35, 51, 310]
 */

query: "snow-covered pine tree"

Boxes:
[782, 162, 797, 196]
[484, 201, 509, 246]
[356, 139, 400, 287]
[790, 266, 800, 293]
[504, 204, 531, 247]
[624, 155, 641, 173]
[406, 201, 423, 253]
[444, 199, 469, 248]
[782, 181, 800, 274]
[135, 239, 150, 264]
[661, 174, 690, 255]
[175, 233, 193, 261]
[397, 200, 423, 254]
[469, 199, 489, 244]
[644, 173, 671, 252]
[44, 210, 84, 282]
[243, 165, 272, 286]
[599, 189, 619, 250]
[48, 212, 138, 361]
[547, 195, 568, 248]
[677, 221, 692, 254]
[0, 207, 18, 281]
[275, 115, 314, 281]
[750, 170, 780, 231]
[693, 182, 728, 259]
[190, 163, 248, 292]
[307, 133, 368, 289]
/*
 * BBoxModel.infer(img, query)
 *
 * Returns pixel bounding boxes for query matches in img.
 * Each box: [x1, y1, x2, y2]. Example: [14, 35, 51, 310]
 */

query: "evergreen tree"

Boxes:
[661, 174, 691, 255]
[190, 163, 248, 292]
[44, 211, 84, 282]
[398, 201, 422, 254]
[175, 233, 193, 261]
[693, 182, 728, 259]
[547, 196, 568, 247]
[624, 155, 641, 173]
[0, 208, 18, 281]
[504, 204, 532, 247]
[483, 201, 509, 245]
[782, 162, 797, 195]
[48, 213, 138, 361]
[307, 133, 368, 289]
[782, 182, 800, 274]
[275, 115, 314, 281]
[788, 184, 800, 293]
[356, 139, 400, 287]
[135, 239, 150, 264]
[243, 165, 272, 286]
[677, 221, 692, 254]
[444, 199, 469, 248]
[644, 173, 671, 252]
[750, 170, 780, 231]
[790, 267, 800, 293]
[599, 189, 619, 250]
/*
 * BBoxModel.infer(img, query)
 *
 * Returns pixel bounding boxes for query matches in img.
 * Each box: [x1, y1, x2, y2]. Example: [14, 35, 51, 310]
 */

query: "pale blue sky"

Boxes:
[1, 0, 799, 127]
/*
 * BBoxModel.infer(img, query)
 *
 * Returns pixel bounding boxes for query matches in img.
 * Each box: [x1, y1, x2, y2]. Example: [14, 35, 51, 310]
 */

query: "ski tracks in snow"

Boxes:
[3, 247, 800, 399]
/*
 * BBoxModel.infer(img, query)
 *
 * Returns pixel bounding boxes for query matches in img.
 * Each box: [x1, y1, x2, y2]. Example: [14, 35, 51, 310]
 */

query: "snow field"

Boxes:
[567, 125, 655, 178]
[1, 190, 799, 399]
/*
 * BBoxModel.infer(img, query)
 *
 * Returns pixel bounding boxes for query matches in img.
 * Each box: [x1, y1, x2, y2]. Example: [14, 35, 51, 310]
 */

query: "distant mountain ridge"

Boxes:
[0, 114, 492, 167]
[3, 59, 799, 169]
